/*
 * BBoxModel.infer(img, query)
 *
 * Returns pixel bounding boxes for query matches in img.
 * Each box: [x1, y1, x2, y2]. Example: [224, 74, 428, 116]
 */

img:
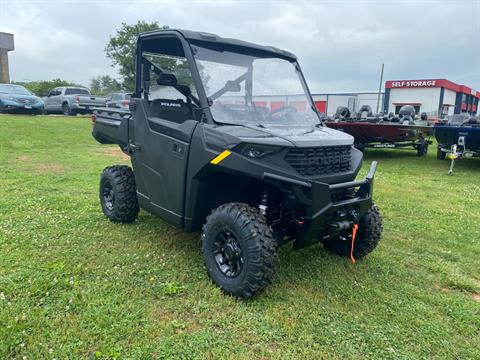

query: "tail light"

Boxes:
[122, 100, 130, 107]
[91, 114, 96, 125]
[75, 95, 80, 102]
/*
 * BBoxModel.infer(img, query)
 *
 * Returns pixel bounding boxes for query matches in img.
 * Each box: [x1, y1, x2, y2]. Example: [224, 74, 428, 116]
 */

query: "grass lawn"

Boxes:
[0, 114, 479, 359]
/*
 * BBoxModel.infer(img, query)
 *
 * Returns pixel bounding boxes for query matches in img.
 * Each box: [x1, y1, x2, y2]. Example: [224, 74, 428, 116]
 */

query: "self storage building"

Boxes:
[383, 79, 479, 118]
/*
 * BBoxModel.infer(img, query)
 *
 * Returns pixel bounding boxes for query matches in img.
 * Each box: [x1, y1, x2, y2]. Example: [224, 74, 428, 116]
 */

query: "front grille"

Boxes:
[17, 98, 35, 104]
[285, 146, 352, 176]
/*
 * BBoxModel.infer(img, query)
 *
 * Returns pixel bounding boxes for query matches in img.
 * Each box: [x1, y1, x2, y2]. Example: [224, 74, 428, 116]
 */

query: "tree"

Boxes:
[12, 79, 83, 96]
[105, 21, 168, 91]
[89, 75, 122, 96]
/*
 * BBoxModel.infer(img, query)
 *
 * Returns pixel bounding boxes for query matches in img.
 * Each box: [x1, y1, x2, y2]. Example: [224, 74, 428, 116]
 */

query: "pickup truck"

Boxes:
[44, 86, 106, 115]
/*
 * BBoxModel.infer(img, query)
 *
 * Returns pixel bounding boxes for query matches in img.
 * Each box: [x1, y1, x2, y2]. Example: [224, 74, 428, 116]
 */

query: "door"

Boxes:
[130, 100, 197, 227]
[44, 88, 60, 111]
[130, 46, 199, 228]
[50, 88, 63, 111]
[314, 101, 326, 113]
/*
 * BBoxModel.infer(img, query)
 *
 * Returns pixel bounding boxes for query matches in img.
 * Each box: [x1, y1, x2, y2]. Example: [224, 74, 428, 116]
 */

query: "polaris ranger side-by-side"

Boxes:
[92, 29, 382, 298]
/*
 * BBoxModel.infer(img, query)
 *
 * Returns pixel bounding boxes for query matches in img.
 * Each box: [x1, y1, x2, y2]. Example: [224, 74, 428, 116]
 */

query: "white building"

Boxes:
[384, 79, 479, 118]
[311, 91, 383, 116]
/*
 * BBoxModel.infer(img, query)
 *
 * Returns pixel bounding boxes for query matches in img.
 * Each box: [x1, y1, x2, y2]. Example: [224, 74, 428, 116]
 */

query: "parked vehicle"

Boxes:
[324, 105, 433, 156]
[92, 29, 383, 298]
[435, 115, 480, 175]
[106, 92, 131, 110]
[44, 87, 106, 115]
[0, 83, 44, 114]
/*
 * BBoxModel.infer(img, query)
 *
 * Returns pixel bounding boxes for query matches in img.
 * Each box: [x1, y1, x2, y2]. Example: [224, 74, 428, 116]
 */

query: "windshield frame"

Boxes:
[190, 41, 320, 126]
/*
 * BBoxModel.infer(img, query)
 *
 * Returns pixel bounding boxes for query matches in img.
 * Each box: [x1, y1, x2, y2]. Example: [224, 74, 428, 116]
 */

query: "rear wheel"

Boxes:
[202, 203, 278, 299]
[62, 103, 75, 116]
[99, 165, 139, 223]
[323, 204, 382, 259]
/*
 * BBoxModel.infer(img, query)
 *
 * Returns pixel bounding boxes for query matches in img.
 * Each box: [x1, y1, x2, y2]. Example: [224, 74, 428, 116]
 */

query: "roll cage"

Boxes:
[134, 29, 318, 125]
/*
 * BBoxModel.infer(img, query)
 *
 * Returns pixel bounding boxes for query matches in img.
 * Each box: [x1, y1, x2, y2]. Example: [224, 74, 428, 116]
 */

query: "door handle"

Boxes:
[127, 143, 141, 154]
[172, 143, 185, 155]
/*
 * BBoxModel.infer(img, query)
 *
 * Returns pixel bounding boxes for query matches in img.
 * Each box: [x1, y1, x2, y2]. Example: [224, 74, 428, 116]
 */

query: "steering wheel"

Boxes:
[271, 105, 298, 115]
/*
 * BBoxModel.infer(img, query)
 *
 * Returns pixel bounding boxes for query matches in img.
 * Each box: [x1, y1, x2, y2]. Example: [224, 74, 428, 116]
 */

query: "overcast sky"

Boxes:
[1, 0, 479, 93]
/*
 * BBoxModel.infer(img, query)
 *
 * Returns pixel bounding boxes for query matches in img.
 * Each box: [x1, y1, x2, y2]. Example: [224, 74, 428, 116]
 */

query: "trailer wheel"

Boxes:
[323, 204, 382, 259]
[416, 140, 428, 157]
[202, 203, 278, 299]
[437, 146, 446, 160]
[99, 165, 139, 223]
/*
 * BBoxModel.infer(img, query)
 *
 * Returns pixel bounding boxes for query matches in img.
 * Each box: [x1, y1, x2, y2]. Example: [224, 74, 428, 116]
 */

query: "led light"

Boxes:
[236, 143, 280, 158]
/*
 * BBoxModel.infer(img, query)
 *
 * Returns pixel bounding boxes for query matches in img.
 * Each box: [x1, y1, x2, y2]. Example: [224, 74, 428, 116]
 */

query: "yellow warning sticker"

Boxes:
[210, 150, 232, 165]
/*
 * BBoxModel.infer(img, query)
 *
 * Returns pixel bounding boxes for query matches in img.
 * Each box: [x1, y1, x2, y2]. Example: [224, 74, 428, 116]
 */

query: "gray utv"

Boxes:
[92, 29, 382, 298]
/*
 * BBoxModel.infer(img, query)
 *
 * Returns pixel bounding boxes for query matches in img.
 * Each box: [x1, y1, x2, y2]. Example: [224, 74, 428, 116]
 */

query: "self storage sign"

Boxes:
[390, 80, 437, 88]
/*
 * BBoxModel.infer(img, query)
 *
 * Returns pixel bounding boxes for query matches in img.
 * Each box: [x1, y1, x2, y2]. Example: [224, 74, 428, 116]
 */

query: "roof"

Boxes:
[138, 29, 297, 61]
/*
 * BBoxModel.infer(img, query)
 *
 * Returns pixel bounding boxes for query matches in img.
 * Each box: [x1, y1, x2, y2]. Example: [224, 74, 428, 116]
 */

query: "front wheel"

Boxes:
[202, 203, 278, 299]
[99, 165, 139, 223]
[323, 203, 382, 259]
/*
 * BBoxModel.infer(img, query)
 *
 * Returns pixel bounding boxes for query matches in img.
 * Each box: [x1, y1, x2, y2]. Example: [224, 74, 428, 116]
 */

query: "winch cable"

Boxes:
[350, 224, 359, 263]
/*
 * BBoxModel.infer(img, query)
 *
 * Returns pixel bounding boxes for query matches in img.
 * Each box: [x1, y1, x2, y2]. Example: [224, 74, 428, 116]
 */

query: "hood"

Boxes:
[216, 123, 354, 148]
[1, 93, 42, 103]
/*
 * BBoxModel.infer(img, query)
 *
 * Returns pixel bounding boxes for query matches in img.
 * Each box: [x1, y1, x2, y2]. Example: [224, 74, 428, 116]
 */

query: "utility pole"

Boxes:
[376, 63, 384, 114]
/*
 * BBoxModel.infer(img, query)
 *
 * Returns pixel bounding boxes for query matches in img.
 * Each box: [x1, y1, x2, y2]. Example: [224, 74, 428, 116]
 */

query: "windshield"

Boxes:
[192, 44, 319, 126]
[65, 88, 90, 95]
[0, 84, 32, 96]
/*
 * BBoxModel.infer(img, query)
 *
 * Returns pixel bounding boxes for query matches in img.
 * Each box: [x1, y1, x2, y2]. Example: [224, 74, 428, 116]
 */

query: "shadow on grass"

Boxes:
[362, 148, 423, 159]
[128, 212, 383, 300]
[434, 157, 480, 173]
[363, 148, 480, 168]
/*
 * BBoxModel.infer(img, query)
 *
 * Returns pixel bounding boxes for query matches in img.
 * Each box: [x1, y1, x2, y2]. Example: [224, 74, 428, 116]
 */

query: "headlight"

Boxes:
[235, 143, 281, 158]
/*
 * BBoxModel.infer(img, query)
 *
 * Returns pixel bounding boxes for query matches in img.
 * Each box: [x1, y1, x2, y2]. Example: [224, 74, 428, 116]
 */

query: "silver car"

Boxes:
[105, 92, 131, 110]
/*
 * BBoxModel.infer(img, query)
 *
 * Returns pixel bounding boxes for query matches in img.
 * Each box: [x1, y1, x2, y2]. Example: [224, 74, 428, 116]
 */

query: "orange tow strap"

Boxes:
[350, 224, 359, 263]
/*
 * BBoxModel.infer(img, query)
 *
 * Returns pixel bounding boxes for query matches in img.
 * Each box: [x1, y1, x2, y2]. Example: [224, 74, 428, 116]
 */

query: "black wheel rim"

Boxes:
[212, 227, 244, 278]
[102, 180, 114, 211]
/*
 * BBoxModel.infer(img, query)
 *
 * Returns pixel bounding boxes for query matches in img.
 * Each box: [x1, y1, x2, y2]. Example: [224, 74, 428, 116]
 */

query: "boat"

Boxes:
[434, 115, 480, 175]
[324, 105, 433, 156]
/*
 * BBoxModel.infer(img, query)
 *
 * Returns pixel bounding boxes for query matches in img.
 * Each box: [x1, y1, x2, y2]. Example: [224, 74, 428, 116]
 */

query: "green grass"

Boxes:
[0, 114, 479, 359]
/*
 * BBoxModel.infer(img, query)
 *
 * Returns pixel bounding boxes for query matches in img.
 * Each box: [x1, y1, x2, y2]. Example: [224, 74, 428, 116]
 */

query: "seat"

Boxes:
[149, 98, 193, 124]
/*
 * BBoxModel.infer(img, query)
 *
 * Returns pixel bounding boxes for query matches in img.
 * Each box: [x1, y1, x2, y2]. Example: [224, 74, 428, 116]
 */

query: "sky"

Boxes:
[1, 0, 479, 93]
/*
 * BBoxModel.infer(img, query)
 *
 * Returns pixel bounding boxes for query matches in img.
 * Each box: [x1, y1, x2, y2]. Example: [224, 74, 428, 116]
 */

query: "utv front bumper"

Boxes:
[264, 161, 377, 249]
